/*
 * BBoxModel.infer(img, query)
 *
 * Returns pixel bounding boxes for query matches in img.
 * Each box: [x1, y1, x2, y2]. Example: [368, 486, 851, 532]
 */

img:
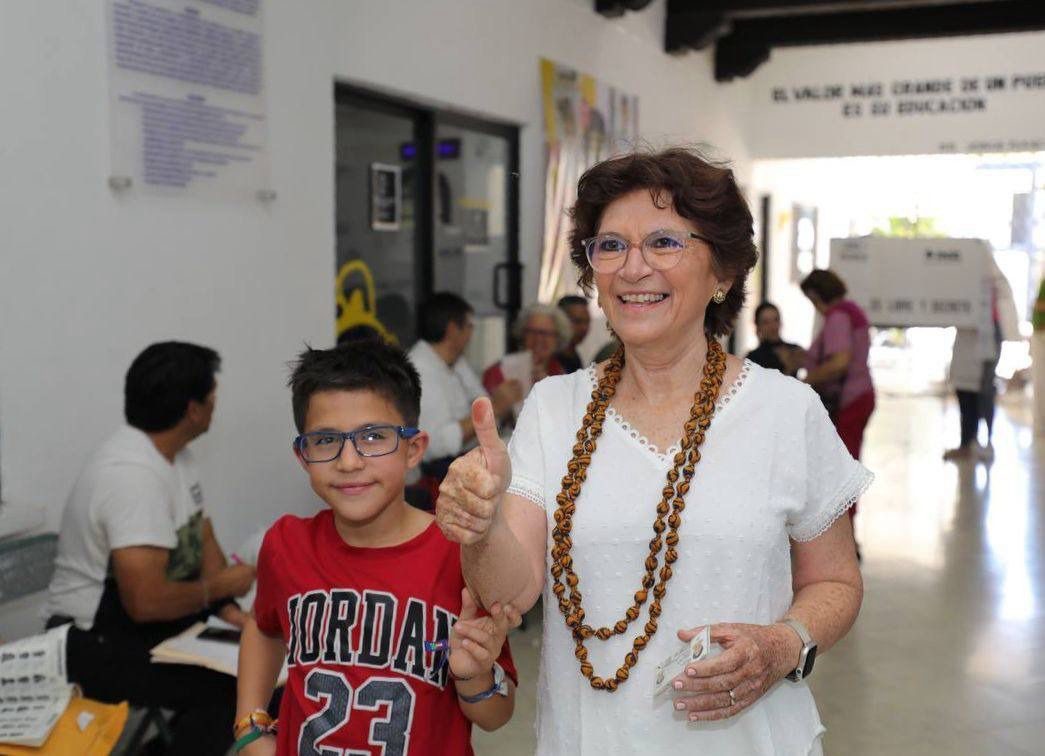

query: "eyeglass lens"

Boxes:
[298, 426, 400, 461]
[586, 230, 692, 271]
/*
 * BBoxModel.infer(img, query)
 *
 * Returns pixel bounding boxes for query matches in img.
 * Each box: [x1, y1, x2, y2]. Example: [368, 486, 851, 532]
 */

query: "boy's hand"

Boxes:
[437, 398, 511, 545]
[448, 588, 513, 682]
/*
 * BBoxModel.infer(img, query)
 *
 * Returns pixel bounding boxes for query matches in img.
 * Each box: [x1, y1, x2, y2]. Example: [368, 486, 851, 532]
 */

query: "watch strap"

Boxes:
[780, 617, 816, 681]
[781, 617, 812, 645]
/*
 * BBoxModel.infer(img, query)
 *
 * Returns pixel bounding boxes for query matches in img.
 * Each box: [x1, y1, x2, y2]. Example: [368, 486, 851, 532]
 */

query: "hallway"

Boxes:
[475, 392, 1045, 755]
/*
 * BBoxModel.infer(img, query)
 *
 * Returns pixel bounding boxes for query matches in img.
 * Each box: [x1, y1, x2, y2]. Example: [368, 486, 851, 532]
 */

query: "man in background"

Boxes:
[45, 341, 255, 756]
[555, 294, 592, 373]
[747, 302, 803, 376]
[408, 293, 520, 493]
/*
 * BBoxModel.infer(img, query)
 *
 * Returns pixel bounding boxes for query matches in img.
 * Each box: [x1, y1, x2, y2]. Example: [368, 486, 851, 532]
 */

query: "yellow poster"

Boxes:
[539, 58, 639, 301]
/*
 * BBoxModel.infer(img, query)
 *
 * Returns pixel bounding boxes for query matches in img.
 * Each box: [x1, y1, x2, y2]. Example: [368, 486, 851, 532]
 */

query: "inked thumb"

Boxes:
[472, 397, 506, 463]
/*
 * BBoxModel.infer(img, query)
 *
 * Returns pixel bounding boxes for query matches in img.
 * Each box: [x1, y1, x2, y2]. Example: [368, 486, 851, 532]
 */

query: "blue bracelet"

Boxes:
[456, 662, 508, 703]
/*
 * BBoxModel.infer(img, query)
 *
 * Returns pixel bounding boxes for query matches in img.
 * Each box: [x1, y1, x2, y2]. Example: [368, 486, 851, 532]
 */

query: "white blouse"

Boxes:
[507, 361, 872, 756]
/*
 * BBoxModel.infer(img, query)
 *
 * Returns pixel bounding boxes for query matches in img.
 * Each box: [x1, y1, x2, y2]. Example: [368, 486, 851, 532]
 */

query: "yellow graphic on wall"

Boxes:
[335, 259, 398, 345]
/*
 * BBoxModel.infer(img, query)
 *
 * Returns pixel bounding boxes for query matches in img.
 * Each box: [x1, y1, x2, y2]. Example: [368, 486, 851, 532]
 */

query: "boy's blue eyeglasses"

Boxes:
[294, 425, 420, 463]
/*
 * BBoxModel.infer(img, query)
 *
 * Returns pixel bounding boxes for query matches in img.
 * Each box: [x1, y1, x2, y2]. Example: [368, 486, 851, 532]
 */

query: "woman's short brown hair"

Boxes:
[569, 147, 758, 337]
[800, 269, 847, 303]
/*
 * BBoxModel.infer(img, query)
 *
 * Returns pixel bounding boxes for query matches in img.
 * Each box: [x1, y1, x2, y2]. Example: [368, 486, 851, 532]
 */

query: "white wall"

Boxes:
[0, 0, 751, 593]
[744, 31, 1045, 159]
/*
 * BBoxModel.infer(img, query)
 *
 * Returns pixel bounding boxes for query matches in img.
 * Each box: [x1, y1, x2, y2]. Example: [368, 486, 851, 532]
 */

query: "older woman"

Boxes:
[438, 149, 870, 755]
[482, 303, 572, 400]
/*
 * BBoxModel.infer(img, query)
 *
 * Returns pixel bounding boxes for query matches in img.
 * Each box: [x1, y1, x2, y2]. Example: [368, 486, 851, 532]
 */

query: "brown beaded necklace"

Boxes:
[549, 338, 727, 692]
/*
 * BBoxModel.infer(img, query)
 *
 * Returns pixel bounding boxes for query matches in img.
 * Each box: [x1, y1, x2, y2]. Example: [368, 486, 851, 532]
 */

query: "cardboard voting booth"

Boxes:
[829, 237, 993, 331]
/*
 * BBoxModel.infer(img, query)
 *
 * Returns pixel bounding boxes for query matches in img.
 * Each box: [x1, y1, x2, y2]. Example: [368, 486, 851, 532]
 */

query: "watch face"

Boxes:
[802, 645, 818, 677]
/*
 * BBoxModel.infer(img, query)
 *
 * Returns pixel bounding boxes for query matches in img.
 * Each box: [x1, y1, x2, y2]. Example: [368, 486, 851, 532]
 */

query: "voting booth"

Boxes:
[829, 236, 993, 331]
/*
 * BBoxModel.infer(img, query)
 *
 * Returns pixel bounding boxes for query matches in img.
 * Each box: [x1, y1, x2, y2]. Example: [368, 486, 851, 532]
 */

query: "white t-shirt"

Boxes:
[507, 361, 873, 756]
[407, 340, 487, 461]
[45, 426, 206, 630]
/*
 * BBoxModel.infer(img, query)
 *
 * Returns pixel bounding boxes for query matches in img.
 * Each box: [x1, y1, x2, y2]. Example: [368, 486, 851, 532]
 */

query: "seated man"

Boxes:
[45, 341, 255, 756]
[555, 294, 592, 374]
[408, 293, 520, 495]
[746, 301, 804, 376]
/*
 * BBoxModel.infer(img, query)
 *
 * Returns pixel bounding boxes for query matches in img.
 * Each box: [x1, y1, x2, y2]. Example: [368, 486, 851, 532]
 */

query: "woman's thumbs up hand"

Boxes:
[436, 398, 512, 545]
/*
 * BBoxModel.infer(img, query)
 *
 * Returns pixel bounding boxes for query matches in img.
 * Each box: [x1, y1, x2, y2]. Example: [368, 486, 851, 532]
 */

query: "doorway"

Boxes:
[334, 86, 520, 368]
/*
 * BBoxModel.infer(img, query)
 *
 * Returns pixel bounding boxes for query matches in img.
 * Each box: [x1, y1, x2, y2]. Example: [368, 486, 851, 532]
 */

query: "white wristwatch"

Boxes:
[780, 618, 818, 681]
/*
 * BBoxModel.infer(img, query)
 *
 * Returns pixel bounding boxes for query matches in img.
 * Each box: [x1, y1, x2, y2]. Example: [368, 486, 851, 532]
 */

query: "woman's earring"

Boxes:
[712, 289, 727, 304]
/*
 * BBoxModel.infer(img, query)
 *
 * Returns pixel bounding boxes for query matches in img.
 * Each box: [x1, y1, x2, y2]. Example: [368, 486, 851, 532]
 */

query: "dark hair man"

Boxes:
[746, 302, 803, 376]
[46, 341, 255, 756]
[555, 295, 592, 373]
[408, 293, 520, 470]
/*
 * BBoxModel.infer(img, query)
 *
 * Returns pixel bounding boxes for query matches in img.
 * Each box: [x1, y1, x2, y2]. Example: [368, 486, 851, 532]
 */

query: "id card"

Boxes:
[653, 625, 710, 696]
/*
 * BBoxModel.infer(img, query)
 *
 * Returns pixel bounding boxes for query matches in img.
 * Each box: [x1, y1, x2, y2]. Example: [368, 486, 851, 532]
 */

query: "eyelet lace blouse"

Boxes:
[506, 361, 872, 756]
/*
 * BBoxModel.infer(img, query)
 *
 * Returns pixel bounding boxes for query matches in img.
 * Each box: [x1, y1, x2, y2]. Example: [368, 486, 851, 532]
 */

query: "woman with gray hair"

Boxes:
[482, 303, 571, 409]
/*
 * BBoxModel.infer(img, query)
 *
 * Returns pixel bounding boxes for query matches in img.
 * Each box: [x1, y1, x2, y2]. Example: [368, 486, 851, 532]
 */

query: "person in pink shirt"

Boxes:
[800, 270, 876, 469]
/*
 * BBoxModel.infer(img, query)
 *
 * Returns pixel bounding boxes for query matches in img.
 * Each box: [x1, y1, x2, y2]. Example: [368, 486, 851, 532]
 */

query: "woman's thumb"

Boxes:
[472, 397, 507, 468]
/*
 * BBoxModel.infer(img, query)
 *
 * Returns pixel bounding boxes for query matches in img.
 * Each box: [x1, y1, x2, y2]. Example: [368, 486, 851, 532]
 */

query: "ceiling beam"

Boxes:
[715, 0, 1045, 51]
[668, 0, 1013, 17]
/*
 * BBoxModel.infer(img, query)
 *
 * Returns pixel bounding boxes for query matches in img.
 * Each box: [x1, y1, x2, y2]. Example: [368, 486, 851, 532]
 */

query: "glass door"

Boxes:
[334, 93, 425, 347]
[334, 86, 519, 366]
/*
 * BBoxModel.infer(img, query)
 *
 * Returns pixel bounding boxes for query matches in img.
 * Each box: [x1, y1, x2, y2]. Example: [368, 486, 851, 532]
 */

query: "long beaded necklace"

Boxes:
[549, 339, 727, 692]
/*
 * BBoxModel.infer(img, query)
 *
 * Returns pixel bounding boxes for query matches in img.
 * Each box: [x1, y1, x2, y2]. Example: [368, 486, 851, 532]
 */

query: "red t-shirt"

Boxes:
[254, 510, 517, 756]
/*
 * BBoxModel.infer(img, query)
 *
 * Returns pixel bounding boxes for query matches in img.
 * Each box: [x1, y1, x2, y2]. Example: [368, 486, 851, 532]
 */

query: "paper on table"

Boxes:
[499, 351, 533, 414]
[151, 622, 287, 685]
[0, 624, 75, 748]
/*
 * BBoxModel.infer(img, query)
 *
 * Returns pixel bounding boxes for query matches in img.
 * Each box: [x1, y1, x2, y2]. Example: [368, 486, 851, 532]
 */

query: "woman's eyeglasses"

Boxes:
[582, 229, 713, 273]
[294, 425, 420, 463]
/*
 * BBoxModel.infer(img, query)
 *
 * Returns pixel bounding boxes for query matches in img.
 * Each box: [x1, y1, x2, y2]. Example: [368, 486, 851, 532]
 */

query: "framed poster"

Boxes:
[370, 163, 401, 231]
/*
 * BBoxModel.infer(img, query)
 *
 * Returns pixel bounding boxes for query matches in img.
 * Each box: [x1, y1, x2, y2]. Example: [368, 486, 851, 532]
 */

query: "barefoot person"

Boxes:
[437, 149, 871, 755]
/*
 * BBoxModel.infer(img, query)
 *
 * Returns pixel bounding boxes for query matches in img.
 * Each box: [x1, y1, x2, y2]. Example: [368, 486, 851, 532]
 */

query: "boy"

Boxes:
[235, 342, 517, 755]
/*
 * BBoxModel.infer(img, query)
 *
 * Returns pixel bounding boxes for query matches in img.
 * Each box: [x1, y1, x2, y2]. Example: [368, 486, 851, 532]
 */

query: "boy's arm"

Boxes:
[235, 617, 285, 752]
[447, 589, 517, 731]
[455, 670, 516, 732]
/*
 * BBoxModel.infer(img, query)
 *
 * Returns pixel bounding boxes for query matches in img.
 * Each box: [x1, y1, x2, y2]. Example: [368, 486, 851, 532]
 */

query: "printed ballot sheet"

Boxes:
[0, 625, 74, 748]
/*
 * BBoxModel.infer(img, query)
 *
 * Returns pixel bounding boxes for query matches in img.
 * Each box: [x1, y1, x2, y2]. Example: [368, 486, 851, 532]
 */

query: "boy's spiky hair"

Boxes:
[288, 340, 421, 433]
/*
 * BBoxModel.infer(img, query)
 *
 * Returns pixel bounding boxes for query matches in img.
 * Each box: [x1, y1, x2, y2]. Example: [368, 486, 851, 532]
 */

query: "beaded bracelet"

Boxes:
[233, 710, 276, 741]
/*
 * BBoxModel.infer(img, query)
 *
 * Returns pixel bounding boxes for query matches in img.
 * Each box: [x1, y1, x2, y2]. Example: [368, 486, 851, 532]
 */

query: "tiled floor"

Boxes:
[474, 392, 1045, 755]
